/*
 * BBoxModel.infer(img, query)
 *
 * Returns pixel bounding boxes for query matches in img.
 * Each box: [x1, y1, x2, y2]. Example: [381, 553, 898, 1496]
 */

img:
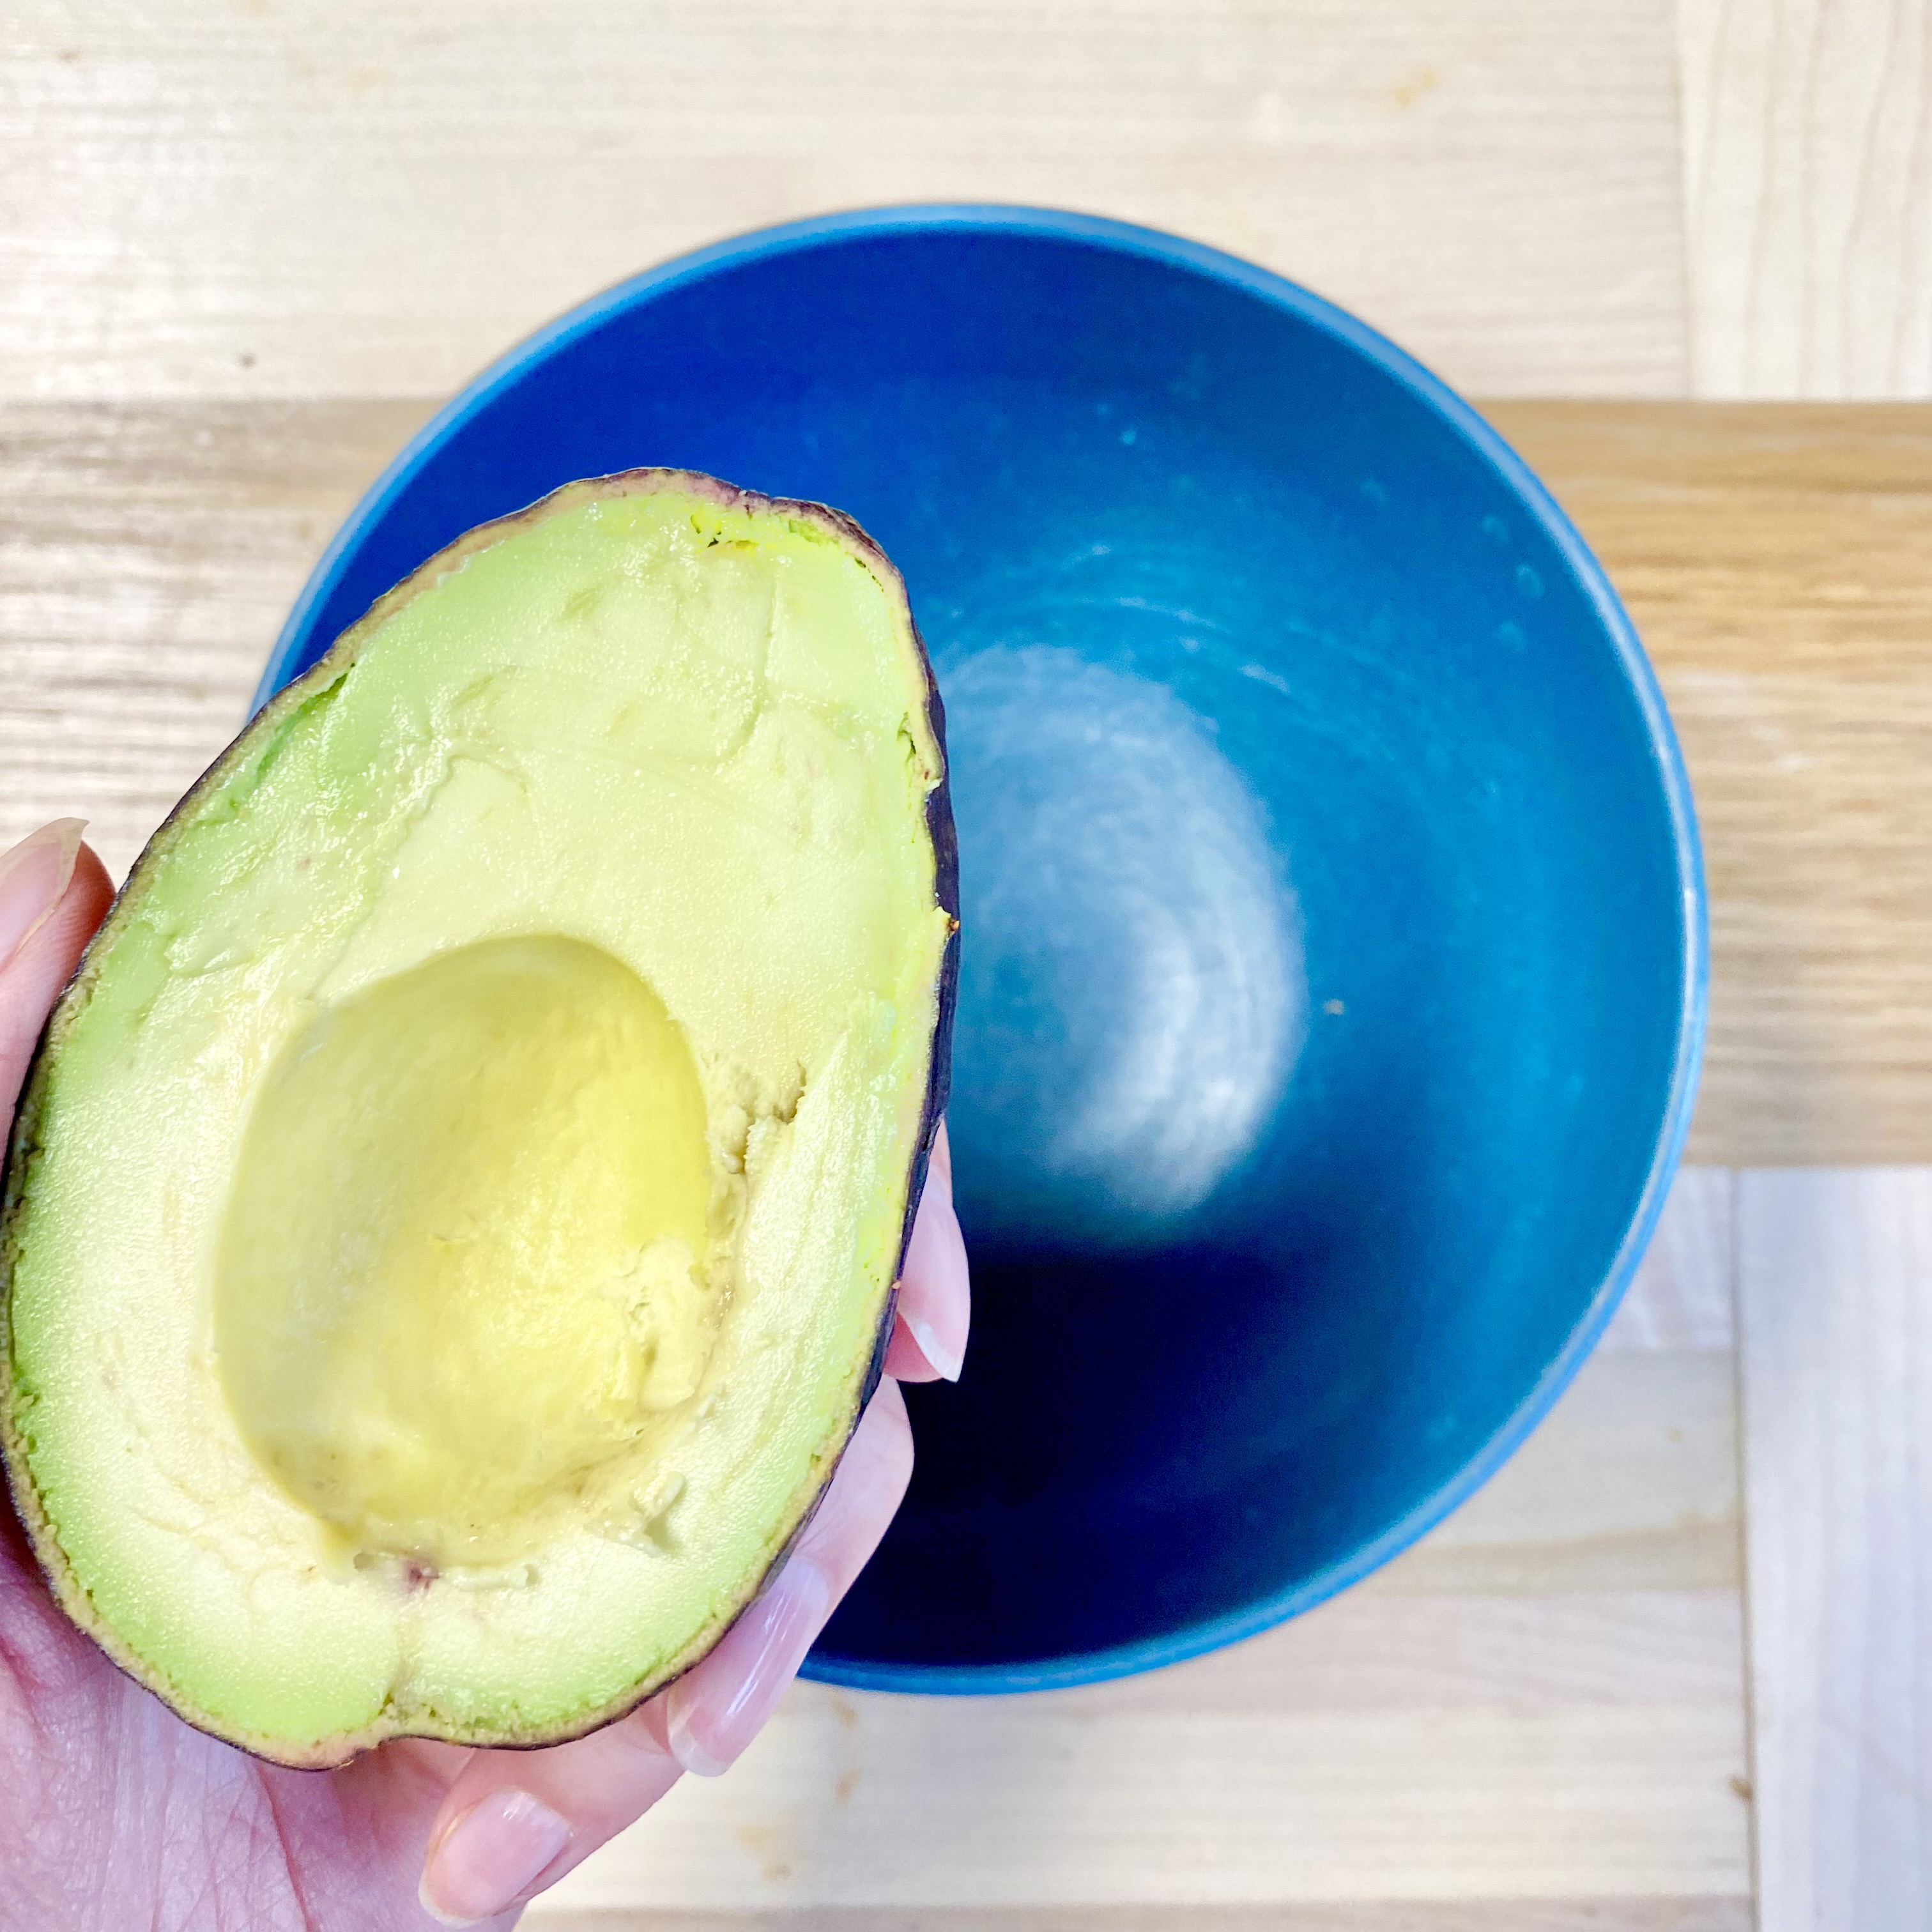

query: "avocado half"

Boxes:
[0, 471, 958, 1766]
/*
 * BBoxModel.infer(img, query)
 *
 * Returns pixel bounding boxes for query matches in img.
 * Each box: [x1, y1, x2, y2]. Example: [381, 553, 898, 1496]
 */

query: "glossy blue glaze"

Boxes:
[261, 208, 1706, 1695]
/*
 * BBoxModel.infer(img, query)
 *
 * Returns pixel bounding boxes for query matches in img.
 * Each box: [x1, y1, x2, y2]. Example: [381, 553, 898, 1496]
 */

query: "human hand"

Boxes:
[0, 818, 970, 1930]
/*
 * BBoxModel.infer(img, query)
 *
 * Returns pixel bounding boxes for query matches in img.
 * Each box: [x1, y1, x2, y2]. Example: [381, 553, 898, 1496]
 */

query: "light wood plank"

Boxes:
[1380, 1351, 1738, 1597]
[1678, 0, 1932, 399]
[1034, 1590, 1744, 1716]
[0, 0, 1689, 402]
[535, 1700, 1745, 1912]
[1602, 1167, 1735, 1352]
[1737, 1169, 1932, 1929]
[0, 399, 430, 879]
[530, 1905, 1753, 1929]
[7, 402, 1932, 1163]
[1489, 401, 1932, 1165]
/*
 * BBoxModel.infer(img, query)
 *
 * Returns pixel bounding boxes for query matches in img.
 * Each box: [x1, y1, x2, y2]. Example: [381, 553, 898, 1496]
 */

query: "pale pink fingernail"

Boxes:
[666, 1556, 832, 1775]
[903, 1308, 963, 1383]
[0, 821, 86, 976]
[419, 1788, 572, 1926]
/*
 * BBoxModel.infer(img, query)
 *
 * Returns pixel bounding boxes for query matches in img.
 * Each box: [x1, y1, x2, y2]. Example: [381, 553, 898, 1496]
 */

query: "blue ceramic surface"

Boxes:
[260, 207, 1706, 1694]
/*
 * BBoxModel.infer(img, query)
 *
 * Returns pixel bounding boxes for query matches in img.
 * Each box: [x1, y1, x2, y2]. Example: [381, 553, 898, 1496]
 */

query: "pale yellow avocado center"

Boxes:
[214, 935, 716, 1570]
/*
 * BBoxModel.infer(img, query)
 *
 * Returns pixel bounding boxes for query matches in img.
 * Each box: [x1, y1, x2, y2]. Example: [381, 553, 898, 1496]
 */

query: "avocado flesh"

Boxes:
[0, 475, 955, 1763]
[216, 934, 717, 1570]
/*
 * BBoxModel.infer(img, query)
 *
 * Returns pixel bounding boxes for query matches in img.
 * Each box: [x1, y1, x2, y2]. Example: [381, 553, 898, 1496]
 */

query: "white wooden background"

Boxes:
[4, 3, 1932, 1926]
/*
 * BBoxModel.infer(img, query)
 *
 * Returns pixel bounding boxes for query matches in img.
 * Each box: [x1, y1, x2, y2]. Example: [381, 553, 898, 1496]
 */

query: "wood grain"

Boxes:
[1489, 402, 1932, 1165]
[1737, 1169, 1932, 1930]
[534, 1667, 1745, 1913]
[0, 0, 1689, 402]
[1678, 0, 1932, 398]
[12, 10, 1932, 1922]
[530, 1911, 1753, 1931]
[0, 399, 431, 878]
[8, 400, 1930, 1162]
[1598, 1167, 1735, 1353]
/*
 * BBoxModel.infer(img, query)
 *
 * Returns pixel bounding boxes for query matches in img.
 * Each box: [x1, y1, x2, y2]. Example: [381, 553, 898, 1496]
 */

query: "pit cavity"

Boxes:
[215, 936, 714, 1568]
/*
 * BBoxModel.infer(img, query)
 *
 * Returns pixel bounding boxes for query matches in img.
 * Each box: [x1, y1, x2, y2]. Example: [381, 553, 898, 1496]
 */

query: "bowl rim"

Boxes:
[259, 203, 1710, 1697]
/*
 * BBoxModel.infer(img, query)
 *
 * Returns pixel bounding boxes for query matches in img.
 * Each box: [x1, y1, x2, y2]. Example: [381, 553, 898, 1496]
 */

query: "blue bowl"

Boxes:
[262, 207, 1705, 1695]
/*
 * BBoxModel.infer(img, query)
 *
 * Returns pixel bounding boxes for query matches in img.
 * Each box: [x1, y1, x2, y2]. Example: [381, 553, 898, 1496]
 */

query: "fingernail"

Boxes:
[666, 1556, 831, 1776]
[0, 821, 86, 976]
[903, 1309, 963, 1383]
[419, 1788, 572, 1926]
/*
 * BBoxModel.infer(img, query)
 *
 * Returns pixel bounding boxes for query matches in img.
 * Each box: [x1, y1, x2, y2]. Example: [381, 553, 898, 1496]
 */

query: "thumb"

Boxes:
[0, 822, 115, 1123]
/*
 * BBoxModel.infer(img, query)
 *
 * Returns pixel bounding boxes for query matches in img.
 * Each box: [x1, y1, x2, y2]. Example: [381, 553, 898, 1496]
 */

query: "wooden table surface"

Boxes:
[6, 5, 1932, 1928]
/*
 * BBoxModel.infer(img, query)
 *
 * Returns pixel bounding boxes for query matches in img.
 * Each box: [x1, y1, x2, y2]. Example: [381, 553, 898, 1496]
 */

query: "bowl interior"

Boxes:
[272, 215, 1699, 1689]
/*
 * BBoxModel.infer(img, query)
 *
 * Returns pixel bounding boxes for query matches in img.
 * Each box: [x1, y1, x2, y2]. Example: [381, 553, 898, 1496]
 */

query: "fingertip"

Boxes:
[663, 1552, 831, 1776]
[419, 1787, 571, 1926]
[0, 822, 103, 971]
[883, 1315, 944, 1382]
[804, 1374, 914, 1549]
[658, 1380, 914, 1782]
[68, 840, 115, 919]
[1, 825, 114, 1120]
[418, 1706, 680, 1921]
[893, 1171, 970, 1384]
[897, 1307, 963, 1382]
[52, 847, 115, 965]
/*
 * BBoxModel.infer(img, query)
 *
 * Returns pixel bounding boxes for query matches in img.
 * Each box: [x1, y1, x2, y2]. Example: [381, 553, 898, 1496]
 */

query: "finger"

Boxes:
[418, 1379, 915, 1926]
[882, 1121, 969, 1383]
[0, 823, 112, 1570]
[663, 1375, 912, 1774]
[0, 822, 114, 1121]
